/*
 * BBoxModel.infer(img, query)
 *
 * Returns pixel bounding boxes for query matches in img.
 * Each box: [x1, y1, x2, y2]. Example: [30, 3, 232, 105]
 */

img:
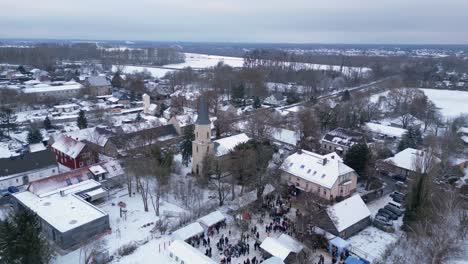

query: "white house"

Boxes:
[280, 150, 358, 201]
[383, 148, 441, 176]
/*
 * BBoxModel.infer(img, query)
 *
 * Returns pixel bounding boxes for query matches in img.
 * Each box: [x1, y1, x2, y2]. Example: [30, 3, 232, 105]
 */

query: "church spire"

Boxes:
[196, 96, 210, 125]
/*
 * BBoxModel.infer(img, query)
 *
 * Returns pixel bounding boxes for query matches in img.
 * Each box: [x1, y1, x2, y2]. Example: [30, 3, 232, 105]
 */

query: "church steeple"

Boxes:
[192, 96, 214, 175]
[196, 97, 210, 125]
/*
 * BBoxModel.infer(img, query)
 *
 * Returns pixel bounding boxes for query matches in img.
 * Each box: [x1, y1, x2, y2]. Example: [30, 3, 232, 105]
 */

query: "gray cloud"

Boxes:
[1, 0, 468, 44]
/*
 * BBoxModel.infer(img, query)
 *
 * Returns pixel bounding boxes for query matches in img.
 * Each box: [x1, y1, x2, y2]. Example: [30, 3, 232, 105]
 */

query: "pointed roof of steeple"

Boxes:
[196, 96, 210, 125]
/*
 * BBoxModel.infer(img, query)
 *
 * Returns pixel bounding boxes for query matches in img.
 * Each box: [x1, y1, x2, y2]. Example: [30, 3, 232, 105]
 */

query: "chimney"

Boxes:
[323, 158, 328, 165]
[297, 149, 302, 154]
[331, 155, 335, 159]
[60, 190, 65, 197]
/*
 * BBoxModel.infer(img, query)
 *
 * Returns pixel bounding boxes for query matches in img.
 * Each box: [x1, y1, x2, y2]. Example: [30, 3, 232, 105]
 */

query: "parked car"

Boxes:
[374, 218, 393, 227]
[378, 208, 398, 220]
[390, 191, 405, 198]
[374, 218, 395, 232]
[393, 174, 407, 182]
[377, 211, 393, 221]
[385, 204, 403, 216]
[392, 195, 404, 203]
[395, 181, 408, 191]
[389, 201, 404, 210]
[375, 215, 393, 226]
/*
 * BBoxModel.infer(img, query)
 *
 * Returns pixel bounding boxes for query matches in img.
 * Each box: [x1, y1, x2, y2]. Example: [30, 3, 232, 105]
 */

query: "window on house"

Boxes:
[207, 132, 209, 139]
[323, 189, 326, 195]
[196, 146, 199, 153]
[207, 146, 209, 152]
[79, 162, 84, 167]
[76, 176, 82, 182]
[66, 178, 72, 186]
[112, 165, 117, 171]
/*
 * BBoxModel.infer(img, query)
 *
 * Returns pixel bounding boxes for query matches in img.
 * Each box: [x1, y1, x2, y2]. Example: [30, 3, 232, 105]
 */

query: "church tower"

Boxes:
[192, 97, 214, 175]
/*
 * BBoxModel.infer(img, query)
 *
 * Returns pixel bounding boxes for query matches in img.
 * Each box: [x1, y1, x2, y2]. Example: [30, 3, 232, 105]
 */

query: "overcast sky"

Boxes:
[2, 0, 468, 44]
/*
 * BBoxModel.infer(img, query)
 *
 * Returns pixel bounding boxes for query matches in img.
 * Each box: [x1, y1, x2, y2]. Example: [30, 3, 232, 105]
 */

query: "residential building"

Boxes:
[317, 195, 371, 239]
[0, 149, 58, 191]
[85, 76, 112, 96]
[382, 148, 441, 177]
[280, 150, 358, 201]
[51, 135, 99, 169]
[320, 128, 371, 156]
[22, 81, 83, 101]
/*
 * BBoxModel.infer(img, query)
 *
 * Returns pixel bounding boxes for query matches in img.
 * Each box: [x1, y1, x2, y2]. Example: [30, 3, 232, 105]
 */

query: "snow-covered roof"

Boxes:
[213, 133, 250, 157]
[326, 195, 370, 232]
[54, 103, 79, 109]
[168, 240, 217, 264]
[28, 160, 123, 196]
[13, 180, 107, 233]
[364, 122, 407, 138]
[23, 82, 83, 93]
[276, 234, 304, 253]
[107, 97, 119, 103]
[457, 127, 468, 134]
[89, 165, 106, 175]
[29, 143, 46, 153]
[271, 128, 299, 146]
[51, 135, 86, 159]
[384, 148, 441, 173]
[171, 222, 204, 241]
[461, 135, 468, 144]
[262, 257, 285, 264]
[260, 237, 293, 261]
[198, 210, 226, 227]
[87, 76, 111, 87]
[281, 150, 354, 189]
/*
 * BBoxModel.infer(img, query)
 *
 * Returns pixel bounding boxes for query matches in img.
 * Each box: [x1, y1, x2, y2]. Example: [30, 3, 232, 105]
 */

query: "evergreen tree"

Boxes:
[253, 96, 261, 109]
[397, 126, 423, 152]
[344, 143, 371, 178]
[43, 116, 52, 130]
[77, 110, 88, 129]
[135, 112, 142, 122]
[27, 128, 43, 144]
[231, 84, 245, 101]
[341, 90, 351, 101]
[181, 127, 195, 167]
[0, 209, 53, 264]
[403, 171, 431, 229]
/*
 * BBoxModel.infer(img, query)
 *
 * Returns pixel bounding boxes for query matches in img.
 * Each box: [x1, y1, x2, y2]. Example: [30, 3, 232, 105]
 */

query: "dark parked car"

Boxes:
[378, 208, 398, 220]
[374, 217, 393, 227]
[393, 174, 407, 182]
[385, 204, 403, 216]
[392, 195, 404, 203]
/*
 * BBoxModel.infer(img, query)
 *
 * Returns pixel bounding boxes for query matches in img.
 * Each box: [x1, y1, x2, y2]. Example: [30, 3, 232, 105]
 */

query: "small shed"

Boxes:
[198, 210, 226, 229]
[171, 222, 204, 242]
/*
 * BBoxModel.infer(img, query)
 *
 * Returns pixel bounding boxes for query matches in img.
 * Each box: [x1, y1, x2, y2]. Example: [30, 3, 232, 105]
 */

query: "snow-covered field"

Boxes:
[113, 53, 244, 78]
[419, 88, 468, 118]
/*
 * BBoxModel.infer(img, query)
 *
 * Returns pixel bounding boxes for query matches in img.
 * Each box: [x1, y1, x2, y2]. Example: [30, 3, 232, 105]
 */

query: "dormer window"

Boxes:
[307, 169, 311, 173]
[300, 165, 305, 169]
[321, 174, 326, 178]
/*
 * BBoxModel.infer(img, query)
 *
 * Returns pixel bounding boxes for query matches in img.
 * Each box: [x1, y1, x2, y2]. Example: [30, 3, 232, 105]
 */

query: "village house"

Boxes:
[320, 128, 371, 156]
[381, 148, 441, 177]
[51, 135, 99, 170]
[85, 76, 112, 96]
[280, 150, 358, 201]
[317, 195, 371, 239]
[457, 127, 468, 145]
[0, 148, 58, 191]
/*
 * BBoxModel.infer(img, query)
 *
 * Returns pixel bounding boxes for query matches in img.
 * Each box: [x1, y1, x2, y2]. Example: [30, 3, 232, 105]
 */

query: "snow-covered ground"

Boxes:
[419, 88, 468, 118]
